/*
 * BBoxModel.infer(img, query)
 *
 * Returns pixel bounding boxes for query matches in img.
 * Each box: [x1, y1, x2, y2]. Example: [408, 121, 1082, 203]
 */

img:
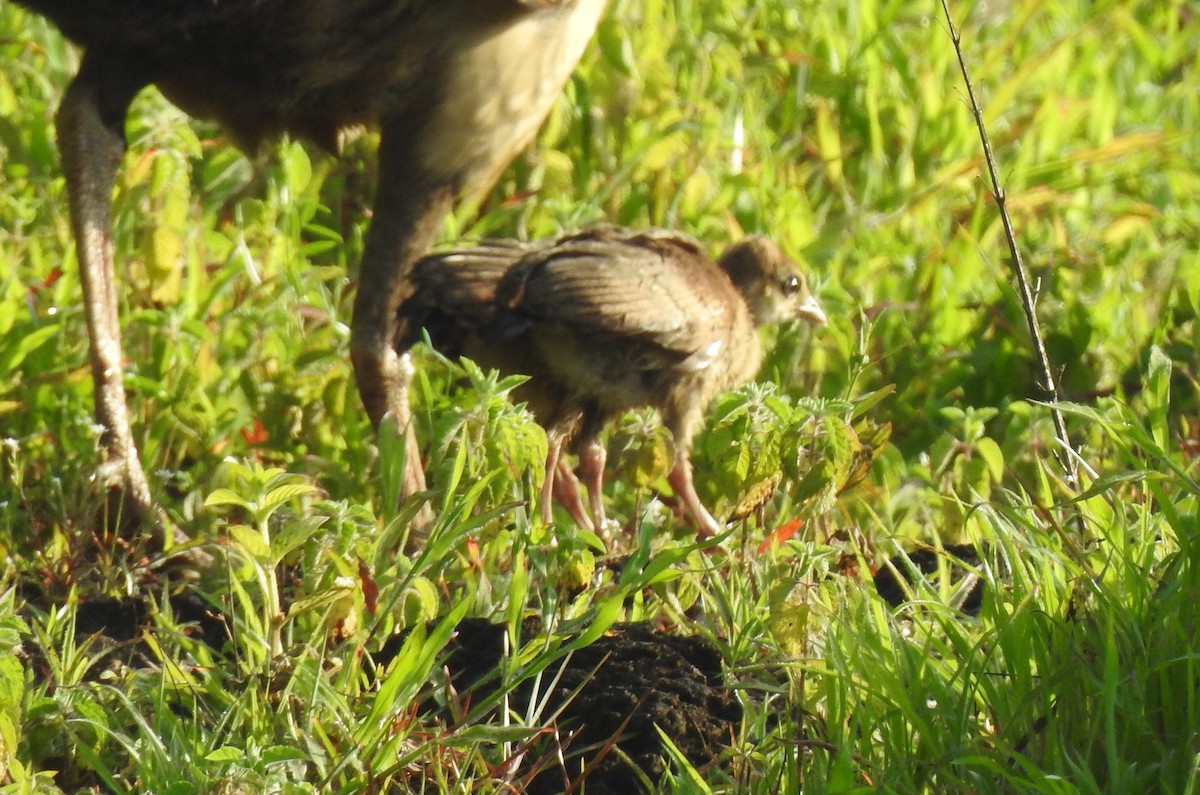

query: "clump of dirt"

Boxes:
[872, 543, 985, 615]
[23, 590, 229, 684]
[74, 592, 225, 645]
[379, 618, 742, 794]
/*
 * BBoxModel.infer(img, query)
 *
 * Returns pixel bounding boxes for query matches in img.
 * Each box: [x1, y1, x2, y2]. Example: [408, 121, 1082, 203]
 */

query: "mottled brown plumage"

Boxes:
[15, 0, 606, 547]
[398, 227, 826, 537]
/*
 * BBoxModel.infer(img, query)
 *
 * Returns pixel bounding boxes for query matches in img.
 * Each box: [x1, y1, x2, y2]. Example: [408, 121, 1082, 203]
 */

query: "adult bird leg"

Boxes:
[57, 51, 180, 543]
[350, 130, 454, 536]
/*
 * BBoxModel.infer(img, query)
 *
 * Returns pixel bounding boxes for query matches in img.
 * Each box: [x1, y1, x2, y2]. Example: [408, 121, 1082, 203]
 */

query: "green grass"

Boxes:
[2, 0, 1200, 791]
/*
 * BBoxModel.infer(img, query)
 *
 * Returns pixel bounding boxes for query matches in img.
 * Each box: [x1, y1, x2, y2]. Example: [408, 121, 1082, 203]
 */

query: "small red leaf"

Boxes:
[757, 518, 804, 554]
[465, 538, 484, 570]
[500, 189, 537, 207]
[37, 268, 64, 292]
[241, 419, 268, 446]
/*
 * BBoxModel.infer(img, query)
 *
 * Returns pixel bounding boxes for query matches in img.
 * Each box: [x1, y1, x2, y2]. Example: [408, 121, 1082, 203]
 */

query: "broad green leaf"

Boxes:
[400, 576, 441, 627]
[1147, 345, 1171, 450]
[259, 482, 318, 520]
[227, 523, 270, 561]
[261, 746, 310, 765]
[851, 383, 897, 419]
[204, 488, 250, 510]
[287, 579, 353, 618]
[974, 437, 1005, 484]
[270, 515, 327, 563]
[204, 746, 244, 763]
[0, 323, 56, 372]
[0, 298, 15, 336]
[282, 141, 312, 193]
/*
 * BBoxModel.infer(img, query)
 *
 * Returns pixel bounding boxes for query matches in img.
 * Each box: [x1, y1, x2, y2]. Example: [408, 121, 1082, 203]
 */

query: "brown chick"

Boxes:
[398, 226, 826, 538]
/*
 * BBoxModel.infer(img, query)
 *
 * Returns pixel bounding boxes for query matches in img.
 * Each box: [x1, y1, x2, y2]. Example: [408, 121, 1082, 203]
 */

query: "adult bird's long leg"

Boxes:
[350, 129, 454, 537]
[57, 52, 170, 540]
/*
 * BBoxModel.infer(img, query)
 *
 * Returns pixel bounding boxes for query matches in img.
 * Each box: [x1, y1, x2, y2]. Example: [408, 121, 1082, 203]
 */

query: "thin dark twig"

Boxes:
[940, 0, 1082, 490]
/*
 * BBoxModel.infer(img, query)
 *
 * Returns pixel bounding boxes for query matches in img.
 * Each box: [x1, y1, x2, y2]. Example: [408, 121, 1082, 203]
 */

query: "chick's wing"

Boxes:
[496, 231, 736, 358]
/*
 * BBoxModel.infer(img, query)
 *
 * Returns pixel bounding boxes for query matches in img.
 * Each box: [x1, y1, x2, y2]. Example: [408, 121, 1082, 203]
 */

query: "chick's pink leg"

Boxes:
[666, 450, 722, 538]
[551, 458, 594, 529]
[576, 434, 607, 532]
[541, 429, 568, 526]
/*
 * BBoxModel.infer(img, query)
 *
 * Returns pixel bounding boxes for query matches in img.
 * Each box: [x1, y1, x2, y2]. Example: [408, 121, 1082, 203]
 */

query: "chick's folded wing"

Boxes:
[495, 233, 736, 358]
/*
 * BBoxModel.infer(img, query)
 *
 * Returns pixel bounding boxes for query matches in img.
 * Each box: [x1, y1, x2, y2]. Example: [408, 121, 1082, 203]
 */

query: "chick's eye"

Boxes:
[781, 275, 801, 295]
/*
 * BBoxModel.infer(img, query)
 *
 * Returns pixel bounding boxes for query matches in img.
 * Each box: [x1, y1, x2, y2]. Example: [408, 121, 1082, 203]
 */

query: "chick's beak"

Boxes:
[796, 293, 827, 326]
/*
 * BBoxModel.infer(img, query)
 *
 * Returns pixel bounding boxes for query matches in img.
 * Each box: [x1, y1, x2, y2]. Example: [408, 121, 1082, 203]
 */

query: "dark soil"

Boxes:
[23, 590, 230, 684]
[374, 618, 743, 794]
[75, 591, 228, 647]
[872, 543, 985, 615]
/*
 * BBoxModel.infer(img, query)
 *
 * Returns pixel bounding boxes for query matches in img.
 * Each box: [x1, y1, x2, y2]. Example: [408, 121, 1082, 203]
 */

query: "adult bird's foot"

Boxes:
[94, 458, 213, 569]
